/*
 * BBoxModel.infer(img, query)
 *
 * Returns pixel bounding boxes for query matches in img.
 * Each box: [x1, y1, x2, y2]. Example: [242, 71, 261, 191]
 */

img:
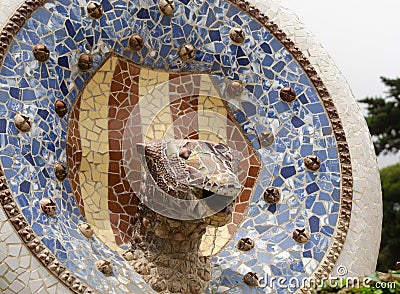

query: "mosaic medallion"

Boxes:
[0, 0, 357, 293]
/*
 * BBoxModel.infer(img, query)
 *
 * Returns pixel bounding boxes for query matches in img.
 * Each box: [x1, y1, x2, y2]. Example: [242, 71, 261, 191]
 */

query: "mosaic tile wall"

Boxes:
[0, 0, 382, 293]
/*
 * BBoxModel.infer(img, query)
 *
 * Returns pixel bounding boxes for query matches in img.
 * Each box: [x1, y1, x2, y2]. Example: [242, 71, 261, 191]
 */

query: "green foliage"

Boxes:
[378, 165, 400, 271]
[360, 77, 400, 155]
[360, 78, 400, 271]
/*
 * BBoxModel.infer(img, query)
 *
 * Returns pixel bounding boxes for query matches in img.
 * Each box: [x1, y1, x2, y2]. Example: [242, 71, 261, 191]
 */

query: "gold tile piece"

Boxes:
[198, 100, 227, 142]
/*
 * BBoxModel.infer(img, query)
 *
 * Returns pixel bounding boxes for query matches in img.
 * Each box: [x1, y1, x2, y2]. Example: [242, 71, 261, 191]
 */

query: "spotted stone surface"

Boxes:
[0, 0, 381, 293]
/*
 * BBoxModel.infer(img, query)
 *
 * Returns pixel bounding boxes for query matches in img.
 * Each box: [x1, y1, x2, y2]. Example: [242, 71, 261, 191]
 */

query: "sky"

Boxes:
[279, 0, 400, 168]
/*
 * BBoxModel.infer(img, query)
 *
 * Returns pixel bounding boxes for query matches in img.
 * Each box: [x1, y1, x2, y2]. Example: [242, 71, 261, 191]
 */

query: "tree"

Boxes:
[377, 164, 400, 271]
[360, 77, 400, 155]
[361, 77, 400, 271]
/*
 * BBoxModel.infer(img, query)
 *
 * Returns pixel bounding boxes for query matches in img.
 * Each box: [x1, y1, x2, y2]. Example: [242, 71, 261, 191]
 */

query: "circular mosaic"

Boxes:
[0, 0, 358, 293]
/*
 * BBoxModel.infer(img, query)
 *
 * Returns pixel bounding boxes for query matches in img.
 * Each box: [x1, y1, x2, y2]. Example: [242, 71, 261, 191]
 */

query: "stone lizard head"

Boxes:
[137, 139, 242, 226]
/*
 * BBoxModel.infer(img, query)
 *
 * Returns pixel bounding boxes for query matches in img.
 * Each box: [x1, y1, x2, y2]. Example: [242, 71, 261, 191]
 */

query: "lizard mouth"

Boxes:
[203, 201, 234, 227]
[201, 189, 214, 199]
[197, 188, 235, 213]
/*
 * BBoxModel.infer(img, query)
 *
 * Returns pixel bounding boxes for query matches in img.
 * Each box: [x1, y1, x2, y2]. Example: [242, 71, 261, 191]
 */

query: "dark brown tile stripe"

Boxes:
[226, 115, 260, 235]
[169, 74, 200, 139]
[108, 58, 141, 245]
[66, 95, 85, 218]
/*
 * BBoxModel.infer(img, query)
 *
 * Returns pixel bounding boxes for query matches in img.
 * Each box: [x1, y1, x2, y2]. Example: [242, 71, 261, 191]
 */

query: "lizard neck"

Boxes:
[128, 205, 211, 294]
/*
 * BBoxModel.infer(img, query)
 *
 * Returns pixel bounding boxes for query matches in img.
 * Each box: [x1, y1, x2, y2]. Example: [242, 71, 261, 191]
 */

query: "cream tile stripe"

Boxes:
[198, 75, 228, 143]
[78, 57, 117, 250]
[198, 75, 232, 256]
[138, 69, 172, 141]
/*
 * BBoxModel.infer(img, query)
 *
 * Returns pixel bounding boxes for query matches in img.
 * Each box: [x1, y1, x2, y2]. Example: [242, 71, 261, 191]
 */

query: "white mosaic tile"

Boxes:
[0, 0, 24, 29]
[0, 208, 70, 293]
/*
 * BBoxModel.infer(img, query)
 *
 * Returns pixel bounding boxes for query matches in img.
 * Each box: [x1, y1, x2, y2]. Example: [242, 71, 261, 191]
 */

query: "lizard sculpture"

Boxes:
[125, 139, 242, 293]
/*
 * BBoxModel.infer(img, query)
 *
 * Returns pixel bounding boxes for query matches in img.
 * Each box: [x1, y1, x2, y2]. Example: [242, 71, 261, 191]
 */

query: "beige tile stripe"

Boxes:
[78, 57, 118, 250]
[138, 69, 172, 141]
[197, 75, 232, 256]
[198, 75, 228, 143]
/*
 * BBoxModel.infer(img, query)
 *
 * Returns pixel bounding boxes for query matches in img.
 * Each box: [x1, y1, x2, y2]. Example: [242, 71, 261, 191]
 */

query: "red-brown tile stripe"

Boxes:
[226, 112, 260, 234]
[169, 74, 200, 139]
[66, 95, 85, 218]
[108, 58, 141, 245]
